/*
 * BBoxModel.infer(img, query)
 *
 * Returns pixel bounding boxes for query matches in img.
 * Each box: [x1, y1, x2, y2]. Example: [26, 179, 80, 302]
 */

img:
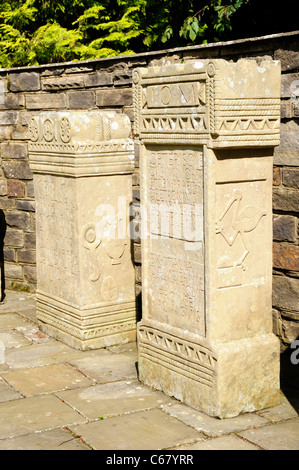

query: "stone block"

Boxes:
[24, 265, 37, 283]
[134, 59, 280, 418]
[65, 66, 93, 74]
[42, 75, 85, 91]
[282, 168, 299, 189]
[273, 243, 299, 272]
[4, 229, 24, 247]
[273, 167, 281, 185]
[281, 100, 294, 119]
[274, 39, 299, 72]
[17, 250, 36, 264]
[11, 127, 31, 141]
[277, 130, 299, 153]
[6, 211, 30, 230]
[67, 90, 95, 109]
[28, 110, 136, 350]
[135, 265, 142, 284]
[96, 89, 132, 107]
[4, 248, 15, 262]
[16, 200, 35, 212]
[281, 318, 299, 344]
[41, 68, 65, 77]
[0, 198, 15, 210]
[9, 72, 40, 92]
[0, 179, 7, 196]
[274, 150, 299, 167]
[0, 127, 12, 142]
[0, 112, 18, 126]
[281, 72, 299, 98]
[2, 161, 33, 180]
[25, 93, 66, 110]
[4, 263, 23, 280]
[273, 215, 297, 242]
[7, 180, 25, 198]
[113, 68, 133, 86]
[123, 106, 134, 122]
[0, 93, 25, 110]
[0, 78, 8, 96]
[133, 243, 141, 264]
[273, 275, 299, 312]
[1, 142, 28, 159]
[24, 232, 36, 249]
[26, 181, 35, 198]
[273, 188, 299, 212]
[84, 71, 113, 87]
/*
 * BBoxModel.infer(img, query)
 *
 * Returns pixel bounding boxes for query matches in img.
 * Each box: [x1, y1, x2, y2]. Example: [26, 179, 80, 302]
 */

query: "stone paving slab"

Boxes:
[0, 395, 87, 439]
[0, 428, 90, 451]
[14, 323, 55, 344]
[238, 418, 299, 450]
[163, 403, 270, 437]
[69, 350, 138, 383]
[3, 341, 89, 369]
[0, 379, 22, 402]
[0, 329, 32, 349]
[70, 408, 204, 450]
[174, 435, 260, 450]
[0, 295, 36, 314]
[57, 380, 176, 420]
[0, 313, 30, 330]
[1, 363, 95, 397]
[256, 393, 298, 422]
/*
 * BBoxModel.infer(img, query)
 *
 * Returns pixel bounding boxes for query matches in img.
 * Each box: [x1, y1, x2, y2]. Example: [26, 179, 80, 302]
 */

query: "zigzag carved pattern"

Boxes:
[139, 326, 217, 387]
[218, 118, 280, 132]
[138, 326, 216, 370]
[29, 141, 133, 153]
[141, 115, 207, 133]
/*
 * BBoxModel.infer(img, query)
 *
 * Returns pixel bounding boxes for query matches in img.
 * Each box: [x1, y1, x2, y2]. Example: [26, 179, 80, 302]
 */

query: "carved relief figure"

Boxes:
[216, 189, 266, 287]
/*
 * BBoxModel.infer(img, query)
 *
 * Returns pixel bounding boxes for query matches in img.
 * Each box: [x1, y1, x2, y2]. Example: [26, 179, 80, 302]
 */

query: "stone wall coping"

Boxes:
[0, 30, 298, 74]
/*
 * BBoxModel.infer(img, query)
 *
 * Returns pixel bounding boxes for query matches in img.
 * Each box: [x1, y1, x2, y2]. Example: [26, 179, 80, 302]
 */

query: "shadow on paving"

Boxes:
[0, 210, 6, 303]
[280, 340, 299, 414]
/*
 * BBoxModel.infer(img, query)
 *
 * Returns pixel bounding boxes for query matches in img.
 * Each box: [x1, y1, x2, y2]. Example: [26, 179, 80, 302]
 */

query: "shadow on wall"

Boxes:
[0, 210, 6, 302]
[280, 337, 299, 413]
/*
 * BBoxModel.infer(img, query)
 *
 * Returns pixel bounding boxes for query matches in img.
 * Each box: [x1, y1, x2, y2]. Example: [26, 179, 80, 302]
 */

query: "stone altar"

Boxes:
[28, 111, 136, 350]
[134, 59, 281, 418]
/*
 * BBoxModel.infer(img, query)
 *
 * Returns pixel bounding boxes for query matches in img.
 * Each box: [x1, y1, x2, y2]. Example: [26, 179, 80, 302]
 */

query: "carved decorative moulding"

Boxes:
[133, 59, 280, 148]
[28, 111, 134, 176]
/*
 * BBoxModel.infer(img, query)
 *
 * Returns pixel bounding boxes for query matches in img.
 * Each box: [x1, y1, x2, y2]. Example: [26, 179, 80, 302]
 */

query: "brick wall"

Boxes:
[0, 31, 298, 348]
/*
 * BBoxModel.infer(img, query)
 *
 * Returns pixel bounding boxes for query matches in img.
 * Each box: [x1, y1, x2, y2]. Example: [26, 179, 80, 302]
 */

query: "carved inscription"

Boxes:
[147, 149, 203, 241]
[147, 82, 205, 108]
[36, 175, 79, 298]
[148, 253, 205, 335]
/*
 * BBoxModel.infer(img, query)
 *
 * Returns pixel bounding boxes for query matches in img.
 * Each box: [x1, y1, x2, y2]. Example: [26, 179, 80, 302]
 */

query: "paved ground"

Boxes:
[0, 290, 298, 451]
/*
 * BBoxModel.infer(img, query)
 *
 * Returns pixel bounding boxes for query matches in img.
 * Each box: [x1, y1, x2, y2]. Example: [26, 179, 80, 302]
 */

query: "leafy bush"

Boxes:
[0, 0, 249, 67]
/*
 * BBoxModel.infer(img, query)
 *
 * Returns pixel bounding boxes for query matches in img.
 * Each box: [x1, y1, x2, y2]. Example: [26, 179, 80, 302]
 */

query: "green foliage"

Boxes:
[0, 0, 249, 67]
